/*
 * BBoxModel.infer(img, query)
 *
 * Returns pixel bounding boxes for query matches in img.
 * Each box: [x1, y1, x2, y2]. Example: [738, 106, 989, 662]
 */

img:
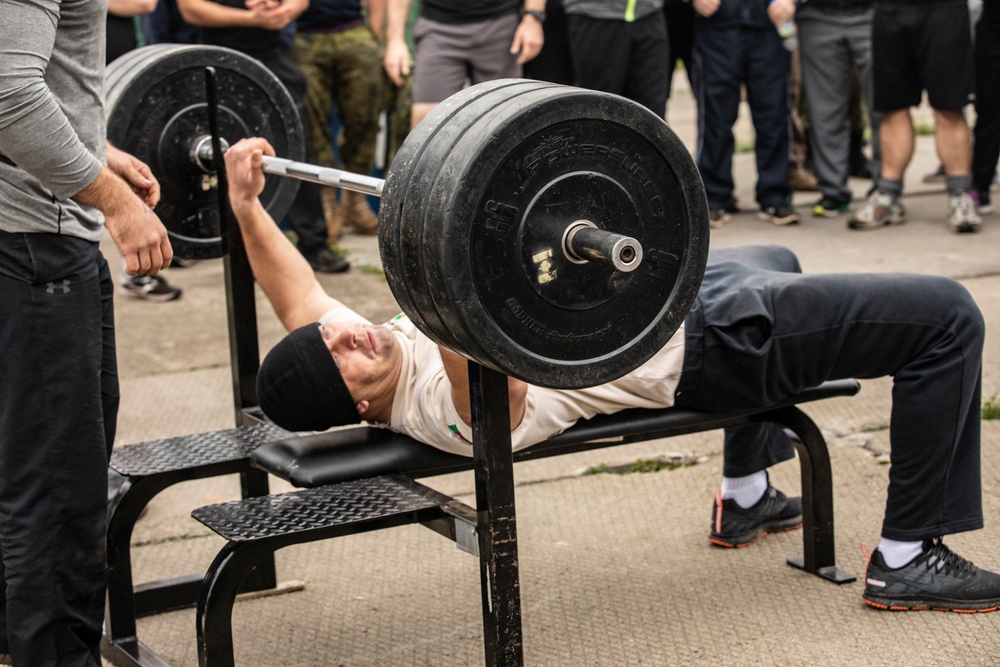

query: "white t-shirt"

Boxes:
[320, 306, 686, 457]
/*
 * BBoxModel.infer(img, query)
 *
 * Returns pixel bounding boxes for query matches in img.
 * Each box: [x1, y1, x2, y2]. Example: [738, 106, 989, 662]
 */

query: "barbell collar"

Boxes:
[193, 136, 386, 197]
[563, 221, 643, 273]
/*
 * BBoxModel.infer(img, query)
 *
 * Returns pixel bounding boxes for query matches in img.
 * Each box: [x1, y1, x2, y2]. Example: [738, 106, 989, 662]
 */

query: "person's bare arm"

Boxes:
[224, 137, 342, 331]
[439, 346, 528, 430]
[74, 168, 173, 276]
[106, 142, 160, 209]
[384, 0, 412, 86]
[366, 0, 387, 40]
[178, 0, 302, 30]
[510, 0, 545, 65]
[107, 0, 158, 17]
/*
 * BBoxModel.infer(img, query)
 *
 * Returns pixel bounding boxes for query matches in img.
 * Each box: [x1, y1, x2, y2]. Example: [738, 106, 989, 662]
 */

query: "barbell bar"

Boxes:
[104, 44, 710, 389]
[191, 135, 644, 274]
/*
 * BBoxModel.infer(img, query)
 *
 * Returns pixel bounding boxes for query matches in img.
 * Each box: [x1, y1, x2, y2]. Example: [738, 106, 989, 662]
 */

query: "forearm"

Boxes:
[386, 0, 410, 43]
[107, 0, 158, 17]
[177, 0, 255, 28]
[367, 0, 387, 38]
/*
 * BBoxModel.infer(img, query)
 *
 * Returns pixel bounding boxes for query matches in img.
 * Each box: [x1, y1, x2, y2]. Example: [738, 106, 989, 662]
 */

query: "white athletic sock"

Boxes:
[720, 470, 769, 509]
[877, 537, 925, 569]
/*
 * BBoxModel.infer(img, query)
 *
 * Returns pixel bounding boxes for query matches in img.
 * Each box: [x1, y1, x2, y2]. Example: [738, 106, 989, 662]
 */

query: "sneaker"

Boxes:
[969, 189, 993, 216]
[847, 191, 906, 230]
[812, 196, 851, 218]
[862, 538, 1000, 612]
[757, 205, 800, 226]
[947, 192, 982, 234]
[709, 486, 803, 548]
[303, 246, 351, 274]
[709, 208, 731, 229]
[118, 274, 182, 302]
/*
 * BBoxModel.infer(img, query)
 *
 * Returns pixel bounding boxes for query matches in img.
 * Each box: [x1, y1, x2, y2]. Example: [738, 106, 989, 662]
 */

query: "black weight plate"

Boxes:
[105, 45, 304, 259]
[399, 80, 558, 365]
[422, 84, 709, 388]
[380, 79, 555, 358]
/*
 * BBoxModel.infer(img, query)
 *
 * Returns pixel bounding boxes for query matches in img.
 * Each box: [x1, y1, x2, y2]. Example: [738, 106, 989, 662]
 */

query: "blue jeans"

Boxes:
[676, 245, 984, 542]
[0, 230, 115, 665]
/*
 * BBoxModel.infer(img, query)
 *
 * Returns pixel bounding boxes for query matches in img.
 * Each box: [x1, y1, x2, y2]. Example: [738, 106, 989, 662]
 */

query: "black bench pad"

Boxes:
[253, 379, 860, 488]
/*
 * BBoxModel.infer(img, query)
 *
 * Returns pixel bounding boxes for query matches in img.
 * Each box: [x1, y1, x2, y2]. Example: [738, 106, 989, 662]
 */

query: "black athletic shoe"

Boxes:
[303, 246, 350, 274]
[862, 538, 1000, 612]
[709, 486, 802, 548]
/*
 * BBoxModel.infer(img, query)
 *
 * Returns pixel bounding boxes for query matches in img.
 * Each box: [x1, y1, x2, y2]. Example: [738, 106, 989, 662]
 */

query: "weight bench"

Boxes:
[185, 378, 859, 667]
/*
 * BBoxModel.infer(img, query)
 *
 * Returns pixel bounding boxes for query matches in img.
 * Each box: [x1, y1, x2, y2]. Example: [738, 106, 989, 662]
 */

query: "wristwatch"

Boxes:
[521, 8, 547, 23]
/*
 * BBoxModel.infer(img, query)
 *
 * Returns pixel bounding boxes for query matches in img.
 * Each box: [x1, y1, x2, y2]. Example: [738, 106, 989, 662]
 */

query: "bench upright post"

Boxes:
[468, 362, 524, 667]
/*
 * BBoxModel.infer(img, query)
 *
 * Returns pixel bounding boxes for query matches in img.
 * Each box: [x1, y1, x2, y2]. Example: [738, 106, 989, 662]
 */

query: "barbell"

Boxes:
[105, 45, 710, 389]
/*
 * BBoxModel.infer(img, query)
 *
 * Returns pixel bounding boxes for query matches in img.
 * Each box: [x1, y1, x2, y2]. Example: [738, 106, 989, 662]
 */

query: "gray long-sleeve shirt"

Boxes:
[0, 0, 108, 241]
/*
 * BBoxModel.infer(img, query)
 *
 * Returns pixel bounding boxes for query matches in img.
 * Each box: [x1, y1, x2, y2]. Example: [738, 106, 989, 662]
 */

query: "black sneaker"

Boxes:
[862, 538, 1000, 612]
[303, 247, 350, 274]
[709, 486, 802, 548]
[812, 196, 851, 218]
[117, 274, 182, 302]
[757, 205, 800, 226]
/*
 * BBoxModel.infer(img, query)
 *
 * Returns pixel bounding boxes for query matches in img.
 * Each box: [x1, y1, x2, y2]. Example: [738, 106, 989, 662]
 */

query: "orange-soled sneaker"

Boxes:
[708, 486, 802, 548]
[862, 538, 1000, 612]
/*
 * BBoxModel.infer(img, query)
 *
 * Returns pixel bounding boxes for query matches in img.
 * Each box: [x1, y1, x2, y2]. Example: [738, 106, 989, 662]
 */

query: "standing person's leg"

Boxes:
[692, 25, 743, 225]
[849, 3, 917, 229]
[409, 17, 475, 128]
[0, 232, 112, 665]
[623, 11, 670, 117]
[466, 13, 521, 85]
[918, 1, 977, 232]
[798, 12, 855, 215]
[523, 0, 574, 85]
[264, 51, 350, 270]
[743, 27, 794, 223]
[972, 6, 1000, 212]
[566, 14, 631, 98]
[848, 8, 880, 184]
[331, 26, 385, 235]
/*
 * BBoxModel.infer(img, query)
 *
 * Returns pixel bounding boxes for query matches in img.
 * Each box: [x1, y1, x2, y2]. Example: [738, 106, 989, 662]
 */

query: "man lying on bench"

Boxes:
[225, 137, 999, 614]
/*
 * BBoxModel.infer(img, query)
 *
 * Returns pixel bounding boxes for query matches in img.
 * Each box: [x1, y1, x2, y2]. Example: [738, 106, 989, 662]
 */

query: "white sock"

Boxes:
[877, 537, 925, 569]
[720, 470, 768, 509]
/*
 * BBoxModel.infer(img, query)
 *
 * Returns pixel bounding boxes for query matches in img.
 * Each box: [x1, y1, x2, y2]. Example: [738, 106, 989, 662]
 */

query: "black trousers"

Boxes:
[973, 3, 1000, 194]
[565, 11, 670, 116]
[676, 245, 984, 542]
[0, 231, 116, 665]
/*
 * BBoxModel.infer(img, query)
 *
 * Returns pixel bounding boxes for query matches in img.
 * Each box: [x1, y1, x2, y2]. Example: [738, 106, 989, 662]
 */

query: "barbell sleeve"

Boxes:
[563, 222, 644, 273]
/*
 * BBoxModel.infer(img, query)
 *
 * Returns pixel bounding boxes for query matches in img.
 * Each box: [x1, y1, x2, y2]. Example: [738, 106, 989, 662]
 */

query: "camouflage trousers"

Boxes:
[291, 25, 393, 175]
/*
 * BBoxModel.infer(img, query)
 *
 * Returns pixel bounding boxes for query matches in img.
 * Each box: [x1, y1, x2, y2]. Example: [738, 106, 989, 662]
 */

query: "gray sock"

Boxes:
[877, 178, 903, 200]
[945, 174, 972, 198]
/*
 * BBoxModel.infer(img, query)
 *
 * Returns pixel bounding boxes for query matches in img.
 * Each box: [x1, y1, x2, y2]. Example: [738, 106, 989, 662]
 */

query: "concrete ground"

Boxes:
[103, 84, 1000, 666]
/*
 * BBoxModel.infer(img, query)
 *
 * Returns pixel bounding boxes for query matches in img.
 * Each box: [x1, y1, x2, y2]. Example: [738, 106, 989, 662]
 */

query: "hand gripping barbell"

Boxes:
[105, 45, 709, 389]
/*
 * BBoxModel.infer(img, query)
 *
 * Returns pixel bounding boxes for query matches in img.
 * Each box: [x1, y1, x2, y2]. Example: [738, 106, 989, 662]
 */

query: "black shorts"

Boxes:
[872, 0, 973, 112]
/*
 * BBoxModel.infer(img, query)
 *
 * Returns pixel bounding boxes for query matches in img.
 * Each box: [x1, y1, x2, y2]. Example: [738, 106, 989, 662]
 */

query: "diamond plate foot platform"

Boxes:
[104, 420, 295, 667]
[192, 474, 475, 667]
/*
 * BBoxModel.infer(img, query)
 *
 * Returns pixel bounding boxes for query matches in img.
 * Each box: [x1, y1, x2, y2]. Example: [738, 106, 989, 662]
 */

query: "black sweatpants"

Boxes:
[565, 11, 670, 116]
[0, 231, 116, 665]
[676, 245, 984, 542]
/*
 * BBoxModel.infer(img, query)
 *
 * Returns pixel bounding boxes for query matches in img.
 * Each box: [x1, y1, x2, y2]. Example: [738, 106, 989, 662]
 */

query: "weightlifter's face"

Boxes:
[318, 322, 400, 402]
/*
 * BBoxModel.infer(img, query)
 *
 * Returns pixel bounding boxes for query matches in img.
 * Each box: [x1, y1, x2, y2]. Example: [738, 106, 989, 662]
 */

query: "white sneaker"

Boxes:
[948, 192, 982, 233]
[847, 191, 906, 230]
